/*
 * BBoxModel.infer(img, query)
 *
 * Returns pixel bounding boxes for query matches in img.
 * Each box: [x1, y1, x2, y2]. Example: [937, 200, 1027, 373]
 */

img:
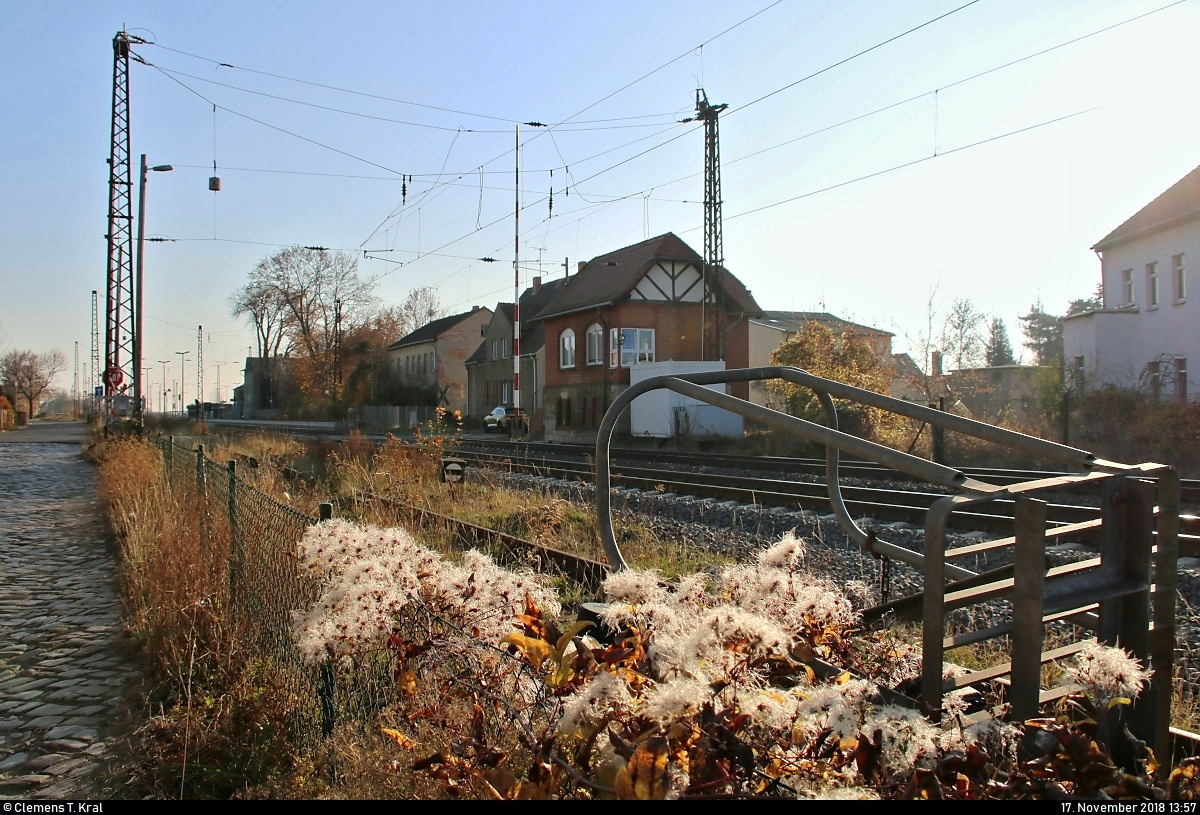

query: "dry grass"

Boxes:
[93, 427, 1200, 799]
[92, 432, 303, 799]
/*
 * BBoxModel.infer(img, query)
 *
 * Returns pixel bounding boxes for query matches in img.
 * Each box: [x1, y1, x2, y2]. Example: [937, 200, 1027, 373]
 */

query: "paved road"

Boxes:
[0, 421, 141, 798]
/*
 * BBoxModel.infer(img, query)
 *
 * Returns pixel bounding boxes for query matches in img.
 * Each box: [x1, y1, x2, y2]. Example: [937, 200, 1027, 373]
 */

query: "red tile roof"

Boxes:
[534, 232, 761, 320]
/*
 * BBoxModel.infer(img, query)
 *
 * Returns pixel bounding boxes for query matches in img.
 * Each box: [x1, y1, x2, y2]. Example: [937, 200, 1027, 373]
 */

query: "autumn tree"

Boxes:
[341, 288, 444, 406]
[985, 316, 1016, 366]
[767, 322, 904, 443]
[0, 348, 67, 417]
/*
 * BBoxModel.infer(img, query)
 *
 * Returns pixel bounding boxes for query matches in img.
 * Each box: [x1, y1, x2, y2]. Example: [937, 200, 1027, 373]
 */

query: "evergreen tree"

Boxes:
[1066, 283, 1103, 316]
[984, 316, 1016, 366]
[1018, 299, 1062, 365]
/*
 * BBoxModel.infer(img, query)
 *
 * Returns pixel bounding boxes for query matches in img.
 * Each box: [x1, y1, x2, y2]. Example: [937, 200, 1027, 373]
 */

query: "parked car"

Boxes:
[482, 405, 527, 432]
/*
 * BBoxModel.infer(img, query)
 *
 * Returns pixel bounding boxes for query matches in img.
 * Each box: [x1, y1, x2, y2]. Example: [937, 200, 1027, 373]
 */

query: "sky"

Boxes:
[3, 0, 1199, 407]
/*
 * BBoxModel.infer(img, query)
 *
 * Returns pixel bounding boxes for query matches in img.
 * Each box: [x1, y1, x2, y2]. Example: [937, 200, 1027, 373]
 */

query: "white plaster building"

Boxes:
[1064, 165, 1200, 399]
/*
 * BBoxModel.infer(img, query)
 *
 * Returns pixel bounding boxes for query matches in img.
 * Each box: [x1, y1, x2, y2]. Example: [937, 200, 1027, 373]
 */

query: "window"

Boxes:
[585, 323, 604, 365]
[490, 339, 498, 361]
[1148, 360, 1162, 401]
[1147, 262, 1159, 307]
[1122, 269, 1134, 305]
[1175, 358, 1188, 400]
[609, 327, 655, 367]
[1175, 253, 1186, 301]
[502, 339, 509, 359]
[501, 380, 510, 403]
[559, 329, 576, 369]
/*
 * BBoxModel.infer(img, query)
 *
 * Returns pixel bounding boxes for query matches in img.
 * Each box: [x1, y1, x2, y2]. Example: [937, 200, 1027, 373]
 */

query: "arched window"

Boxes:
[559, 329, 576, 369]
[585, 323, 604, 365]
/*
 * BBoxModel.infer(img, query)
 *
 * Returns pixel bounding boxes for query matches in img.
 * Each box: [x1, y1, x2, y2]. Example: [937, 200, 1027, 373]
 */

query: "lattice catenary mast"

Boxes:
[103, 30, 145, 419]
[695, 89, 727, 361]
[90, 289, 100, 415]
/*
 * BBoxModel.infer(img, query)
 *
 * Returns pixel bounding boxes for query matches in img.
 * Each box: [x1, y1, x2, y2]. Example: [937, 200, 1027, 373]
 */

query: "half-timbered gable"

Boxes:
[630, 258, 705, 303]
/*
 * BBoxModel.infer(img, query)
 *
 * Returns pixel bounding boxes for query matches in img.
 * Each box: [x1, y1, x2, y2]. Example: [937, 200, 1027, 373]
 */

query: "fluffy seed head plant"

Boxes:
[291, 520, 561, 666]
[1065, 640, 1153, 708]
[861, 704, 942, 776]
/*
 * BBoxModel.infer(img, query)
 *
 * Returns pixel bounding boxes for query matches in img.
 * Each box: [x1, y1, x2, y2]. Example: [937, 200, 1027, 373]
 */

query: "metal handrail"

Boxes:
[595, 365, 1108, 571]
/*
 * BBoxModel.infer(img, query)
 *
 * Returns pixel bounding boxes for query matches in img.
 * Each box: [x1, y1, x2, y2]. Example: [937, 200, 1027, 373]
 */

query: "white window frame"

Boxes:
[559, 329, 576, 369]
[1175, 357, 1188, 400]
[1174, 253, 1186, 302]
[1147, 262, 1159, 307]
[609, 327, 655, 368]
[1122, 269, 1134, 306]
[585, 323, 604, 366]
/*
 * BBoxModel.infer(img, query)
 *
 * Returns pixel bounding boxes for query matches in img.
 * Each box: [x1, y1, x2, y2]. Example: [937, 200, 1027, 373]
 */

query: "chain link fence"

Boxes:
[153, 434, 566, 752]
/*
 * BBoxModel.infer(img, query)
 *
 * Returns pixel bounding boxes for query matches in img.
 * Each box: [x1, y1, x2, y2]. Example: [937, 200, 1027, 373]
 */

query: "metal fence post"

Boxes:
[931, 397, 946, 465]
[227, 460, 239, 608]
[196, 444, 206, 496]
[1010, 496, 1047, 735]
[317, 499, 336, 737]
[167, 436, 174, 484]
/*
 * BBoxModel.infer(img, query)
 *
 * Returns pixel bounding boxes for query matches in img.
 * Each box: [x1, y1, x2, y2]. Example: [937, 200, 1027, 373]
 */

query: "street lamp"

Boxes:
[142, 366, 151, 417]
[158, 360, 170, 415]
[175, 350, 189, 418]
[134, 154, 173, 425]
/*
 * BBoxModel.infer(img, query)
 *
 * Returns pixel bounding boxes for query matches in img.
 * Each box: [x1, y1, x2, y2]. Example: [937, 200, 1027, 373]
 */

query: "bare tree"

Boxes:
[940, 297, 987, 370]
[0, 349, 67, 417]
[231, 246, 379, 402]
[393, 286, 445, 339]
[229, 274, 290, 360]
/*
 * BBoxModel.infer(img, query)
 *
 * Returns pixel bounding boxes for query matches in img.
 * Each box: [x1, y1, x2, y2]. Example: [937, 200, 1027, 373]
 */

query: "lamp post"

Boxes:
[175, 350, 189, 419]
[134, 154, 174, 425]
[158, 359, 170, 415]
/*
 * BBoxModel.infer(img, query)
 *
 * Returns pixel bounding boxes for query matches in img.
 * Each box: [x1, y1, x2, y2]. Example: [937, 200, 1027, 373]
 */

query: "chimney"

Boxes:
[532, 276, 541, 294]
[472, 305, 479, 312]
[931, 350, 943, 376]
[577, 260, 587, 274]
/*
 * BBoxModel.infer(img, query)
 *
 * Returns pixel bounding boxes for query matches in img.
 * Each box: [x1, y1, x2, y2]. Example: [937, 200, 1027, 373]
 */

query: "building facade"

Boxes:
[386, 307, 492, 416]
[1064, 164, 1200, 399]
[464, 275, 566, 430]
[534, 233, 761, 443]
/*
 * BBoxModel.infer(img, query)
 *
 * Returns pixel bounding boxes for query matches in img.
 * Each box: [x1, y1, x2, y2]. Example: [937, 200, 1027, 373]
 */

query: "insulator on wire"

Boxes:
[402, 180, 407, 205]
[549, 187, 553, 216]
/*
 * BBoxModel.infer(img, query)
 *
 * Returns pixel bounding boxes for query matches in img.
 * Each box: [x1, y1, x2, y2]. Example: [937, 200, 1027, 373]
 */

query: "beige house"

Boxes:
[386, 306, 492, 416]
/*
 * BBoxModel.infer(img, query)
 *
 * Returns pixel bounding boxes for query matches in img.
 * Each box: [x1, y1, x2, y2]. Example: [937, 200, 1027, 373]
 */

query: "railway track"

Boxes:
[203, 419, 1199, 543]
[450, 442, 1200, 545]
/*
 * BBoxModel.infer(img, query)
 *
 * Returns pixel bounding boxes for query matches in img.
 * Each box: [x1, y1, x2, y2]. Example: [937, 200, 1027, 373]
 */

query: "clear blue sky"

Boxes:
[3, 0, 1198, 403]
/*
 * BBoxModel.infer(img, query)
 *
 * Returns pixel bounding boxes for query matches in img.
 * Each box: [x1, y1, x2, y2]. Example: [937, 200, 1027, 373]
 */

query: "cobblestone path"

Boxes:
[0, 431, 140, 798]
